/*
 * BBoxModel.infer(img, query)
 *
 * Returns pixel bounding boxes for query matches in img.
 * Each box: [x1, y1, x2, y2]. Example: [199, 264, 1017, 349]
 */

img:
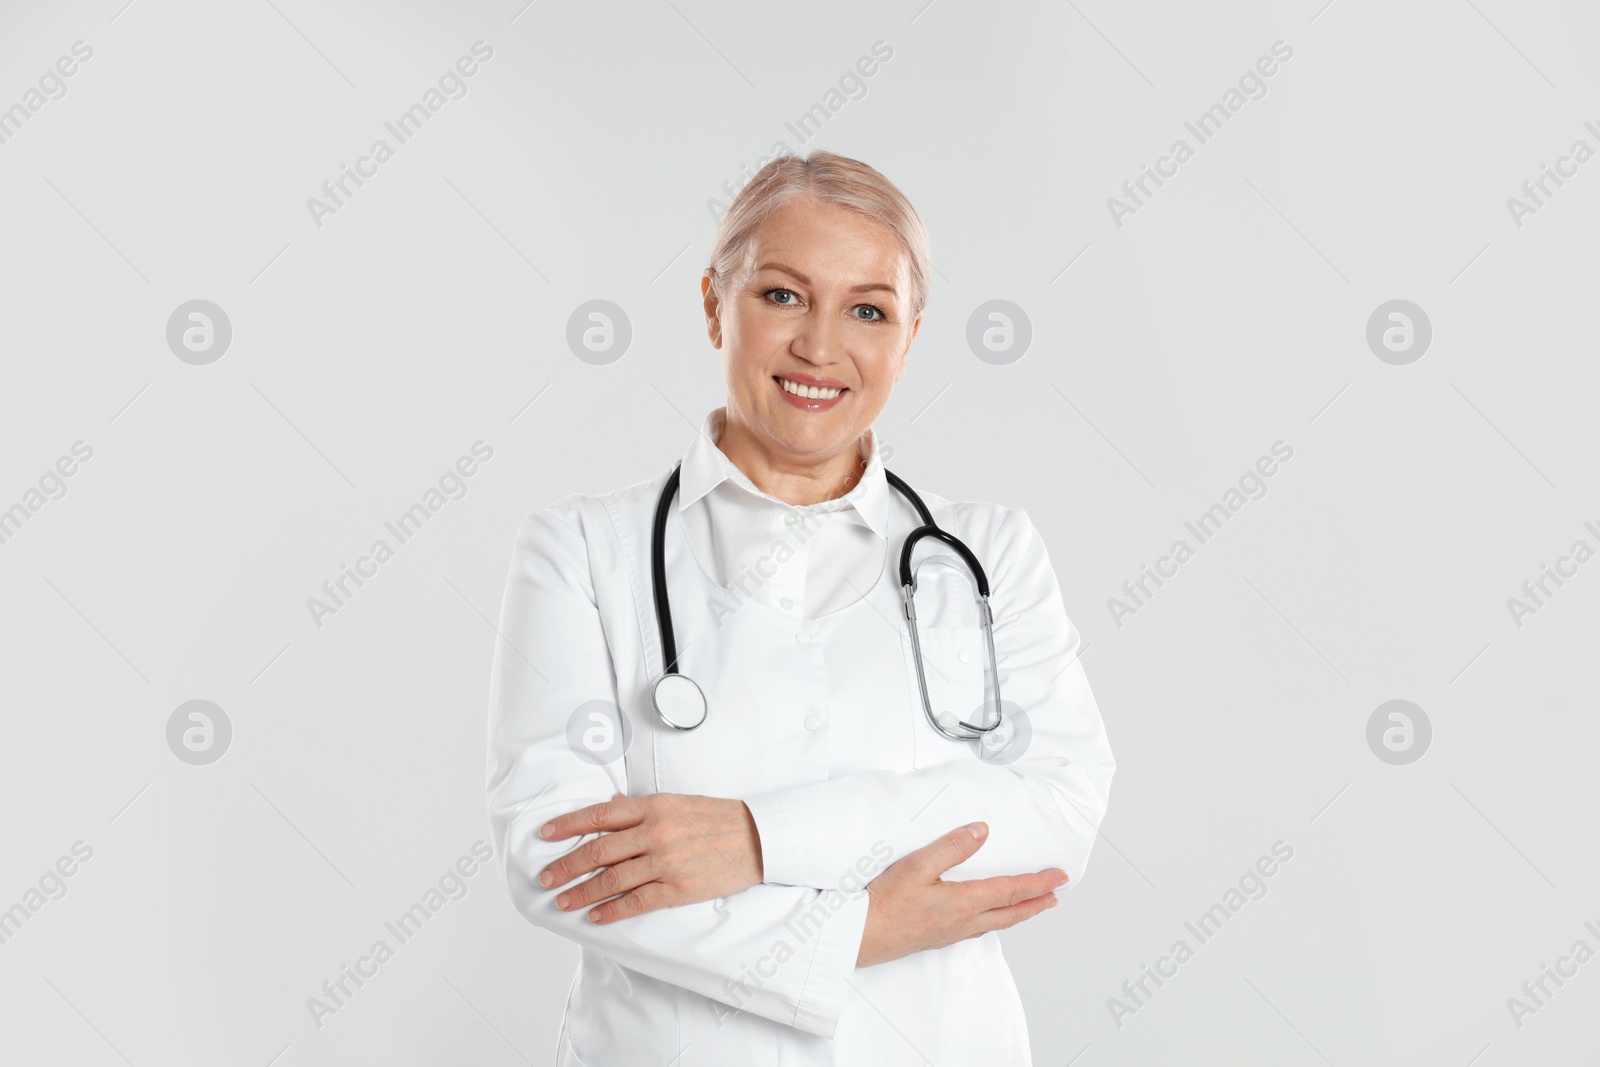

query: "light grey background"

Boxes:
[2, 0, 1596, 1063]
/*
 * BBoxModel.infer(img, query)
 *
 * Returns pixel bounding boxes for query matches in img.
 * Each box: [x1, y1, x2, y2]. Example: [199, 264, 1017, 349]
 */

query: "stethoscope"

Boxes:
[648, 461, 1004, 742]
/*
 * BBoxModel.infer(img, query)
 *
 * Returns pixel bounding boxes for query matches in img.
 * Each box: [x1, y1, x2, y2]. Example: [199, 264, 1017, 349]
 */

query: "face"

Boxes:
[702, 197, 920, 464]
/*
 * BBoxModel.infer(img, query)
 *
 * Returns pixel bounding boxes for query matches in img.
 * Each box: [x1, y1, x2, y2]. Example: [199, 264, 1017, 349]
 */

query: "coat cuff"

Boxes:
[791, 885, 870, 1037]
[746, 788, 810, 887]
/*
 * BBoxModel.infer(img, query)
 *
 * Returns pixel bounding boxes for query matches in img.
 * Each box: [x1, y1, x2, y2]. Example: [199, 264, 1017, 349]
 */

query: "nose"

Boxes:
[790, 304, 843, 366]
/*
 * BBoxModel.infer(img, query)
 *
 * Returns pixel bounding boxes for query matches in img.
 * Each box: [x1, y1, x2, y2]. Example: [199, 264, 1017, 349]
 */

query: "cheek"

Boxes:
[859, 334, 907, 386]
[723, 327, 774, 392]
[725, 303, 784, 352]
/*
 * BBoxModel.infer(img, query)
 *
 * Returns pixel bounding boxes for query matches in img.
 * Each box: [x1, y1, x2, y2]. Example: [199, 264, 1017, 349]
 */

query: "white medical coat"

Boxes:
[485, 440, 1116, 1066]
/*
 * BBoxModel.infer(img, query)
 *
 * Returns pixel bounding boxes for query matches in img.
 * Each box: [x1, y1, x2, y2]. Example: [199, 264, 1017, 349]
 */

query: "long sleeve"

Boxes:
[744, 506, 1115, 891]
[485, 502, 870, 1039]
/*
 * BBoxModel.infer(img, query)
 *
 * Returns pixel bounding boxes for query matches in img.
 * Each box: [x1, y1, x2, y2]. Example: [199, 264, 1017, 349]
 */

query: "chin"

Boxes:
[775, 421, 855, 456]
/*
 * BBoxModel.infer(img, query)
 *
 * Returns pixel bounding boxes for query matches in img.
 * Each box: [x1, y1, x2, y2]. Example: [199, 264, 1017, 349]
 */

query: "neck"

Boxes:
[716, 416, 867, 506]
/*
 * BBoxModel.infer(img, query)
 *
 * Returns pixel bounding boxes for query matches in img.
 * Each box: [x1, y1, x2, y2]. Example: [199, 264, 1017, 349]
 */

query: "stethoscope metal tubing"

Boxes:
[901, 583, 1005, 742]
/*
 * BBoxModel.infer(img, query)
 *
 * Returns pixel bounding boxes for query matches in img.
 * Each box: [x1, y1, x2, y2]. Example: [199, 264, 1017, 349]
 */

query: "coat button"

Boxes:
[783, 512, 798, 527]
[958, 649, 972, 662]
[779, 596, 795, 611]
[804, 715, 820, 730]
[795, 631, 811, 644]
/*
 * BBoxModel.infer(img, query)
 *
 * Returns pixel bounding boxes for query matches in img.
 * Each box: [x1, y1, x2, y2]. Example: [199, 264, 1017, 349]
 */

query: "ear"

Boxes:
[894, 313, 921, 382]
[701, 272, 723, 349]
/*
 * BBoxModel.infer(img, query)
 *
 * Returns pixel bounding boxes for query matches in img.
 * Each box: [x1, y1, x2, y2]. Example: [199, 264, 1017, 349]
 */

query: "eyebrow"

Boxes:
[755, 261, 899, 296]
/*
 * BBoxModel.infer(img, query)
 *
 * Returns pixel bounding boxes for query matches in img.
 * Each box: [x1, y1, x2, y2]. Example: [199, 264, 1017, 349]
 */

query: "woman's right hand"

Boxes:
[856, 822, 1067, 968]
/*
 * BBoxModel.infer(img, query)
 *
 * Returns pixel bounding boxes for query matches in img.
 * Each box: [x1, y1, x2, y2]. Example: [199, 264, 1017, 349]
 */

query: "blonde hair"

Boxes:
[705, 150, 931, 319]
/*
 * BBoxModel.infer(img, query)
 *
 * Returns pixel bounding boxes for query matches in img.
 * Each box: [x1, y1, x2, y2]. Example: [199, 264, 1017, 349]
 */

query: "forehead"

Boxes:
[743, 198, 908, 282]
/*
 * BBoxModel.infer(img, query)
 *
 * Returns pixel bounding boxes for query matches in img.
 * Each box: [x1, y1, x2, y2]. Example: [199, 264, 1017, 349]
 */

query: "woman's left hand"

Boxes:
[536, 793, 764, 923]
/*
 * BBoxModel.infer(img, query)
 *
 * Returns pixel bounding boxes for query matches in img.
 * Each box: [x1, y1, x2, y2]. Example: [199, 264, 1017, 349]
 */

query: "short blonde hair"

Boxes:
[706, 150, 931, 319]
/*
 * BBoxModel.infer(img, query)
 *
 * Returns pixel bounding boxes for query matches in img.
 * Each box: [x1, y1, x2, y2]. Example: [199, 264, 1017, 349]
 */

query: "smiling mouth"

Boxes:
[773, 376, 848, 401]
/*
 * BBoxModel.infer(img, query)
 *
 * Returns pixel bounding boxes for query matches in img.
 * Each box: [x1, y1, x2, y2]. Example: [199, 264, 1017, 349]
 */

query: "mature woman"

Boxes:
[487, 151, 1115, 1065]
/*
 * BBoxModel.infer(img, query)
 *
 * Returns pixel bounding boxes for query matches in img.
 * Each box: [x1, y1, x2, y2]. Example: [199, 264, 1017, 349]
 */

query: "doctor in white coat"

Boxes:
[487, 150, 1115, 1066]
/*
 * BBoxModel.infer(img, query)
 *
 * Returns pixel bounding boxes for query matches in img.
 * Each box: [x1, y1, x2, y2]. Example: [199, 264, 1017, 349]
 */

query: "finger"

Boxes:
[970, 889, 1058, 935]
[958, 868, 1069, 911]
[910, 822, 989, 878]
[555, 856, 655, 913]
[540, 796, 641, 842]
[538, 828, 645, 889]
[586, 880, 669, 925]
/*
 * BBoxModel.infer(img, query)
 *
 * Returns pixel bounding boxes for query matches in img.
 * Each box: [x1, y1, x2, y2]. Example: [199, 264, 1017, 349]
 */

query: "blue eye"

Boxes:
[765, 288, 798, 305]
[855, 304, 886, 321]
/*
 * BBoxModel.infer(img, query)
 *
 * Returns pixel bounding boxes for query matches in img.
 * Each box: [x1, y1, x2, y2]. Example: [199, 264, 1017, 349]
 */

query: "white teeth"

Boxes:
[779, 378, 843, 400]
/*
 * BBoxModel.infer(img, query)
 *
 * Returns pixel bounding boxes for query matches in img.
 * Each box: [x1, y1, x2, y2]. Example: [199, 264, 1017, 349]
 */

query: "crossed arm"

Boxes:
[488, 500, 1114, 1032]
[538, 790, 1068, 967]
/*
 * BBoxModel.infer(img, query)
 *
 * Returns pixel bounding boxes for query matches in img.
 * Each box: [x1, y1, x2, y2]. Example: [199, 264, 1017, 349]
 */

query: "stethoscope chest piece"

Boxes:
[652, 672, 707, 731]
